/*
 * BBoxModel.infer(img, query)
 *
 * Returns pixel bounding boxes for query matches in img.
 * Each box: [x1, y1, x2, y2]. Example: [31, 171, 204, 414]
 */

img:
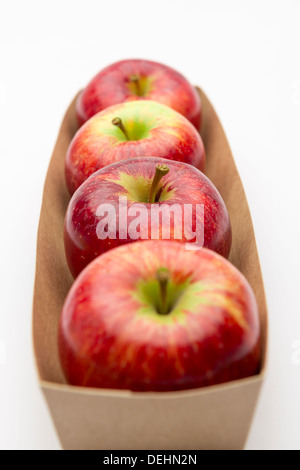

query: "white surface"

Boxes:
[0, 0, 299, 450]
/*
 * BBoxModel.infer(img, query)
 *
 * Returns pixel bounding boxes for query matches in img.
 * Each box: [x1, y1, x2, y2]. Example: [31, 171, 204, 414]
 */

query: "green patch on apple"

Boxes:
[133, 270, 206, 324]
[108, 170, 175, 203]
[127, 74, 154, 97]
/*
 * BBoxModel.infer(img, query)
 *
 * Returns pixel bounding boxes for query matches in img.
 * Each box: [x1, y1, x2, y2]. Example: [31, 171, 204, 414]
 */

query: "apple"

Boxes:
[65, 100, 205, 195]
[76, 58, 201, 129]
[58, 240, 261, 391]
[64, 157, 232, 278]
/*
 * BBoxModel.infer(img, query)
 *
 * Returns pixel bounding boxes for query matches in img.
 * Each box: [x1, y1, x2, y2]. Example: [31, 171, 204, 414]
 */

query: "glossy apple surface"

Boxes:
[64, 157, 231, 277]
[66, 100, 205, 195]
[58, 241, 261, 391]
[76, 59, 201, 129]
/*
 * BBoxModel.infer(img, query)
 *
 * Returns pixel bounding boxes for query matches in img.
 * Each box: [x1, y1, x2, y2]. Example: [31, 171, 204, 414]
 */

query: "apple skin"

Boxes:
[76, 58, 201, 129]
[64, 157, 232, 278]
[58, 241, 261, 391]
[65, 100, 205, 195]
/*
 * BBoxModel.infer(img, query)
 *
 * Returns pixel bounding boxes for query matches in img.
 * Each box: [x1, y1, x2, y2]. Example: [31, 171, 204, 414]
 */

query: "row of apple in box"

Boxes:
[58, 59, 260, 391]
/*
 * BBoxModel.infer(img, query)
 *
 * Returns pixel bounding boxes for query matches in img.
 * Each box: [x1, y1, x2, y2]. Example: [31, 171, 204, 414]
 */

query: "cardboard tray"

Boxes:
[32, 88, 268, 450]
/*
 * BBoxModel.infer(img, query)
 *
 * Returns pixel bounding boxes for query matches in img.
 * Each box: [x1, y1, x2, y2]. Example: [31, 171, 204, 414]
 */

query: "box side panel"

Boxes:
[199, 89, 268, 367]
[43, 378, 263, 450]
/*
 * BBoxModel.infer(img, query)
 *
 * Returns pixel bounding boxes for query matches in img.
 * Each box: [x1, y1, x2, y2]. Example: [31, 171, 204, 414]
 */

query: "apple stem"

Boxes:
[112, 117, 130, 140]
[148, 164, 170, 203]
[156, 268, 170, 315]
[130, 74, 141, 96]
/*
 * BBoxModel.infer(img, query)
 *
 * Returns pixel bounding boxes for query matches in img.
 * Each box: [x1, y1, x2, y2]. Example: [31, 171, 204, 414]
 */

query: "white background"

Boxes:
[0, 0, 299, 450]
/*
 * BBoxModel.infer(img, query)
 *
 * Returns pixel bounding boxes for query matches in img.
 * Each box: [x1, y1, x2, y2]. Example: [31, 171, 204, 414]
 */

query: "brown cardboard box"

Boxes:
[32, 89, 268, 450]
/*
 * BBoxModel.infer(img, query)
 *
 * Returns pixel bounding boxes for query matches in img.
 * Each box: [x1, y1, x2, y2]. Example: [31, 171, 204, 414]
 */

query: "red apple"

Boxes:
[65, 100, 205, 195]
[76, 59, 201, 129]
[64, 157, 231, 277]
[58, 241, 261, 391]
